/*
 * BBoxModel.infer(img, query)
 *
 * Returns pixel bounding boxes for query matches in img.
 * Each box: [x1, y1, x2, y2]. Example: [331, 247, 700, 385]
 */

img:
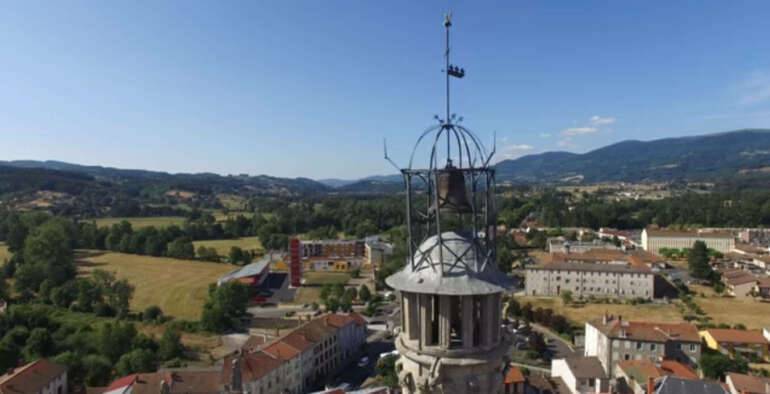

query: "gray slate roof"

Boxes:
[385, 231, 513, 295]
[654, 376, 727, 394]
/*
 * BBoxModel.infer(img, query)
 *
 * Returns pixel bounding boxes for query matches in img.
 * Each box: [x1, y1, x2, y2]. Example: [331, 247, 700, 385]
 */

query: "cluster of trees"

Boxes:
[498, 189, 770, 230]
[506, 298, 573, 337]
[0, 304, 184, 387]
[0, 211, 190, 389]
[200, 282, 250, 333]
[319, 283, 363, 313]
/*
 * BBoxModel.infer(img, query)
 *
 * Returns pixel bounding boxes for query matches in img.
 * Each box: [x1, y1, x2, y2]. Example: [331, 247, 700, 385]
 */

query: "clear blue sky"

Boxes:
[2, 1, 769, 179]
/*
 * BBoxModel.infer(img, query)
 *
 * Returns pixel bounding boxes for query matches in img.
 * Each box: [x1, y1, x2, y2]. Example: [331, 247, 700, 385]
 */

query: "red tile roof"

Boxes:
[590, 318, 700, 343]
[262, 341, 301, 361]
[504, 366, 525, 384]
[659, 360, 698, 380]
[0, 359, 68, 394]
[704, 329, 769, 345]
[221, 351, 283, 385]
[727, 372, 770, 394]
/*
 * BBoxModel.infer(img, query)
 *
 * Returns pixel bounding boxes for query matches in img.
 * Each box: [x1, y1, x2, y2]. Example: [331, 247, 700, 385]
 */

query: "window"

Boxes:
[689, 344, 696, 352]
[624, 354, 631, 360]
[650, 343, 657, 351]
[636, 342, 643, 350]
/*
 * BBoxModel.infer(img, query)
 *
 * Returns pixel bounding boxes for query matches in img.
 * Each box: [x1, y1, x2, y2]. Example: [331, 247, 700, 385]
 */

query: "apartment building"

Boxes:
[642, 228, 735, 254]
[584, 316, 701, 377]
[526, 262, 655, 300]
[227, 313, 366, 394]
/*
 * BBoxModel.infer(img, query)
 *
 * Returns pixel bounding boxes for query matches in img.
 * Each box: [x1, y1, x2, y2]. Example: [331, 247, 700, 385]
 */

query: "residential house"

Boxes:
[614, 360, 698, 394]
[700, 329, 770, 362]
[551, 356, 610, 394]
[755, 278, 770, 299]
[725, 372, 770, 394]
[584, 316, 701, 377]
[720, 270, 757, 298]
[0, 359, 67, 394]
[96, 370, 221, 394]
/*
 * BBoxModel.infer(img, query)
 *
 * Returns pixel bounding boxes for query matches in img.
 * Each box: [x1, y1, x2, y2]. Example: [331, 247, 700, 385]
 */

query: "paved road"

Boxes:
[530, 323, 578, 359]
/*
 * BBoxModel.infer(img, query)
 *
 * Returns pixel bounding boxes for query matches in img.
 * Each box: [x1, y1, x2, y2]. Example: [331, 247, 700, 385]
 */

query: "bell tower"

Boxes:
[384, 13, 513, 394]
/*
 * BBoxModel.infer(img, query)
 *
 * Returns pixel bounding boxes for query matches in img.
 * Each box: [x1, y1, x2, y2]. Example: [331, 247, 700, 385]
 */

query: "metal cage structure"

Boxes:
[402, 121, 498, 281]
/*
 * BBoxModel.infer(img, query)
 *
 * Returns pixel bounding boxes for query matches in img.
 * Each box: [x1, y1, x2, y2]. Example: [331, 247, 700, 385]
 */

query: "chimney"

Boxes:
[647, 377, 655, 394]
[231, 356, 242, 390]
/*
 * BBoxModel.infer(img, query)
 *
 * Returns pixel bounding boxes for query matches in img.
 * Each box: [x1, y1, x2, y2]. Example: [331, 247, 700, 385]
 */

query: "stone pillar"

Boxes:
[483, 295, 496, 347]
[439, 295, 451, 348]
[401, 292, 408, 337]
[420, 294, 434, 346]
[491, 293, 500, 344]
[462, 295, 474, 349]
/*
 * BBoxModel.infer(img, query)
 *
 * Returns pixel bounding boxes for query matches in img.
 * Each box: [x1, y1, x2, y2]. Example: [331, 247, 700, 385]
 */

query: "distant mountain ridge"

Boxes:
[3, 130, 770, 196]
[495, 129, 770, 183]
[0, 160, 330, 196]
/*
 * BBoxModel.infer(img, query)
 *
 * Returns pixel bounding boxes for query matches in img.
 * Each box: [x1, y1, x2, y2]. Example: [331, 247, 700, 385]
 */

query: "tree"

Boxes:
[166, 237, 195, 259]
[197, 246, 219, 262]
[340, 293, 353, 312]
[82, 354, 113, 386]
[345, 286, 358, 301]
[0, 340, 20, 372]
[228, 247, 250, 265]
[701, 350, 748, 379]
[111, 279, 135, 318]
[97, 322, 137, 363]
[325, 297, 340, 313]
[116, 348, 157, 376]
[359, 285, 372, 303]
[332, 283, 345, 299]
[158, 327, 184, 361]
[143, 305, 164, 322]
[16, 219, 76, 292]
[200, 282, 249, 333]
[376, 354, 399, 387]
[23, 328, 54, 360]
[688, 240, 712, 280]
[560, 290, 573, 306]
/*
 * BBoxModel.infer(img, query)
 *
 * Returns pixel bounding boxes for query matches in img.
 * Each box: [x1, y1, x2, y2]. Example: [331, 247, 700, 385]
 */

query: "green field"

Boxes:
[0, 243, 10, 262]
[193, 236, 263, 256]
[90, 216, 187, 229]
[77, 251, 235, 320]
[303, 271, 351, 286]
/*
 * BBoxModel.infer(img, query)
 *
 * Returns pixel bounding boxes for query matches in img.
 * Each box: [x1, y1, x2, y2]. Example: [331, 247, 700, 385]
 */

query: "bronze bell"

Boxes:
[434, 165, 472, 213]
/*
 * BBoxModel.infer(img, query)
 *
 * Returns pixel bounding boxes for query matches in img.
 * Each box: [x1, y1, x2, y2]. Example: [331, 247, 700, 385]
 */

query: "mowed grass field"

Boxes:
[193, 236, 263, 256]
[77, 251, 235, 320]
[690, 285, 770, 329]
[516, 296, 684, 327]
[303, 271, 351, 286]
[0, 243, 10, 262]
[91, 216, 187, 229]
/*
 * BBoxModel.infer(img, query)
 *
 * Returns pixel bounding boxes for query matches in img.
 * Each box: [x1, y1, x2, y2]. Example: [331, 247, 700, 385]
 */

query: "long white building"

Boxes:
[641, 228, 734, 254]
